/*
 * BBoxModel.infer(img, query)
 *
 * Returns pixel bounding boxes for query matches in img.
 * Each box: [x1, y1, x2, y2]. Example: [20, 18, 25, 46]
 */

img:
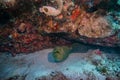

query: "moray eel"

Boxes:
[39, 0, 63, 16]
[52, 46, 72, 62]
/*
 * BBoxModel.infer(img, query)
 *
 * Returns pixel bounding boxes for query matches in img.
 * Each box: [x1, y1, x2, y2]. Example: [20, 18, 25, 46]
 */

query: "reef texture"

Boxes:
[0, 0, 120, 55]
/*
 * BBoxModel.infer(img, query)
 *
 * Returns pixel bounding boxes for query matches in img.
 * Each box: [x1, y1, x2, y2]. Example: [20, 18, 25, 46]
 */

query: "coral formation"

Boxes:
[0, 0, 120, 54]
[75, 10, 112, 38]
[96, 57, 120, 78]
[39, 6, 61, 16]
[40, 4, 113, 38]
[0, 0, 17, 8]
[106, 11, 120, 30]
[39, 0, 63, 16]
[85, 49, 120, 79]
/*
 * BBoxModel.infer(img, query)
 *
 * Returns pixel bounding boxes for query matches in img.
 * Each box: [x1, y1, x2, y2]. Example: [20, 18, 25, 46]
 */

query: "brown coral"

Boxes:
[74, 9, 112, 38]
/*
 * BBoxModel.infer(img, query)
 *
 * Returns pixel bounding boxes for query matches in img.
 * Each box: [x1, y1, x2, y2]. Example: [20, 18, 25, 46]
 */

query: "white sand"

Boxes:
[0, 49, 108, 80]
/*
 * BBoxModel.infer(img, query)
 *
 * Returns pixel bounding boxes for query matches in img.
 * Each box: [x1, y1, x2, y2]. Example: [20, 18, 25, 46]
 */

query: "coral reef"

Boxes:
[39, 0, 63, 16]
[84, 49, 120, 79]
[75, 10, 112, 38]
[96, 56, 120, 78]
[0, 0, 17, 8]
[39, 4, 113, 38]
[106, 11, 120, 29]
[0, 0, 120, 55]
[0, 1, 120, 80]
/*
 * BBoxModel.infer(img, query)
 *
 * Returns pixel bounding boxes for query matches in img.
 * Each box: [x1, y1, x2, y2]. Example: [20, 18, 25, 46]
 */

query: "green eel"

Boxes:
[52, 46, 72, 62]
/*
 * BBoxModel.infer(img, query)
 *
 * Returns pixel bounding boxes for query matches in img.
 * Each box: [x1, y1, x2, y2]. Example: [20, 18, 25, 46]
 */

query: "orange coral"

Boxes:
[12, 31, 20, 39]
[70, 8, 81, 21]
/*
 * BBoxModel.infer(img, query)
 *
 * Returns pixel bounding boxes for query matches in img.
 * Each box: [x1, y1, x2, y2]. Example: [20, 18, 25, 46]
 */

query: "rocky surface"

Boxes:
[0, 0, 120, 55]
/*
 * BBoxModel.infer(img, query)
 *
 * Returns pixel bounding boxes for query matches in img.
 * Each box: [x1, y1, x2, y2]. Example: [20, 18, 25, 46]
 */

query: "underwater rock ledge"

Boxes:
[0, 0, 120, 55]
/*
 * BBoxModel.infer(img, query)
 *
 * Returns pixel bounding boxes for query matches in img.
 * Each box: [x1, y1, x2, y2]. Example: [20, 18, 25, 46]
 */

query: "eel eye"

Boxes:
[44, 8, 48, 12]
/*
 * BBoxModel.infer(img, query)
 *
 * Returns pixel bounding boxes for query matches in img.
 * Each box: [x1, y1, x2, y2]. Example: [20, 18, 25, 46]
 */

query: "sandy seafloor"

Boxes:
[0, 44, 120, 80]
